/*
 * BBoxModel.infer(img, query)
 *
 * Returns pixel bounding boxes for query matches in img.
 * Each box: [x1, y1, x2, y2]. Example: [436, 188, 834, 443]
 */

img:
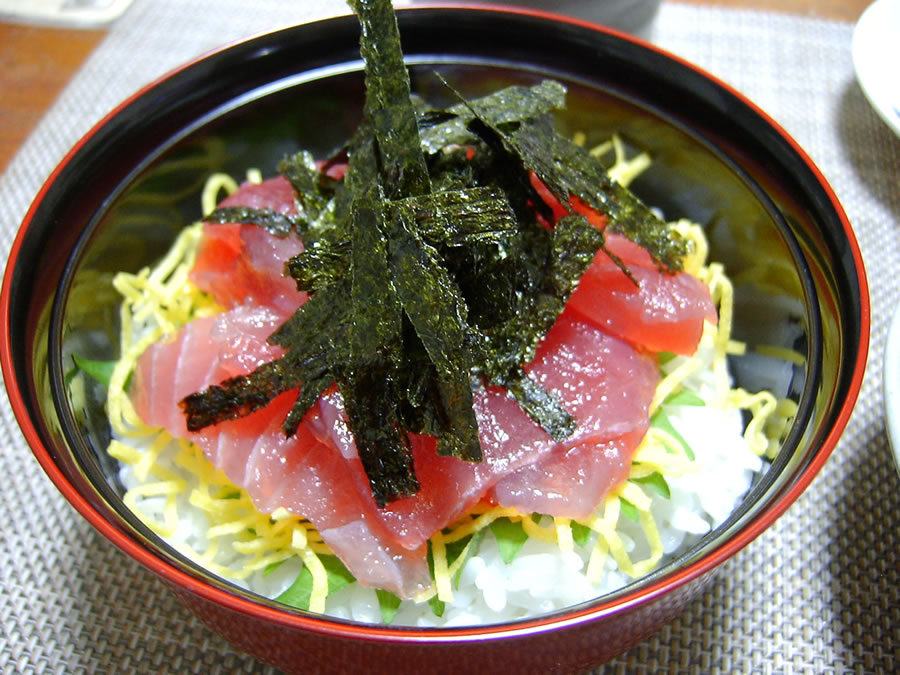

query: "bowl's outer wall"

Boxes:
[1, 7, 868, 673]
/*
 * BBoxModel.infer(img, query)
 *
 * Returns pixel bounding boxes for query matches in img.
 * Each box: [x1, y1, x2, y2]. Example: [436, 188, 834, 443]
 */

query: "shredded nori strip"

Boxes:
[179, 0, 691, 506]
[339, 366, 419, 506]
[284, 240, 351, 292]
[499, 370, 576, 442]
[341, 188, 419, 505]
[181, 360, 301, 431]
[351, 0, 431, 200]
[506, 115, 687, 271]
[284, 186, 517, 294]
[395, 186, 518, 248]
[418, 79, 568, 154]
[385, 203, 484, 462]
[182, 280, 351, 434]
[278, 150, 339, 229]
[549, 214, 609, 297]
[204, 206, 297, 238]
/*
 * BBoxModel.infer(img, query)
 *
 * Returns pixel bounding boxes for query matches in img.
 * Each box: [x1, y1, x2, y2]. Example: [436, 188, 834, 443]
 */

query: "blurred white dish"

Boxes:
[0, 0, 133, 27]
[853, 0, 900, 137]
[886, 305, 900, 476]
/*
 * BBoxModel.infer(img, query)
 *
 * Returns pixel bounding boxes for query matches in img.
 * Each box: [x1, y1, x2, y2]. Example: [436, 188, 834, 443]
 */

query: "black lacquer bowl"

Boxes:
[0, 6, 868, 674]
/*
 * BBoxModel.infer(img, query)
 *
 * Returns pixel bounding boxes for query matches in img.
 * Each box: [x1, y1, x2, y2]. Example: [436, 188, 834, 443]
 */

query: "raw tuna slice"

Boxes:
[307, 314, 660, 550]
[131, 183, 702, 594]
[566, 233, 716, 355]
[132, 306, 431, 598]
[197, 392, 431, 599]
[190, 176, 306, 315]
[132, 301, 657, 586]
[132, 304, 286, 437]
[487, 428, 648, 518]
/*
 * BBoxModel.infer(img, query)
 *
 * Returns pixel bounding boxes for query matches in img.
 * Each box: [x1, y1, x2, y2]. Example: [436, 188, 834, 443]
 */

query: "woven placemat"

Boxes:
[1, 1, 898, 672]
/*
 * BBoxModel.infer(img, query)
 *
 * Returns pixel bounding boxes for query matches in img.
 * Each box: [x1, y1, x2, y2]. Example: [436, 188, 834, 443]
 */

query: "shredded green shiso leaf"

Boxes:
[179, 0, 688, 507]
[275, 554, 355, 611]
[70, 354, 117, 388]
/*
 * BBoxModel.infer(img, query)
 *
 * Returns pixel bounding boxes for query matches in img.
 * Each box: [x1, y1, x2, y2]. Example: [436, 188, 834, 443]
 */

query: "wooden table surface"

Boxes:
[0, 0, 874, 174]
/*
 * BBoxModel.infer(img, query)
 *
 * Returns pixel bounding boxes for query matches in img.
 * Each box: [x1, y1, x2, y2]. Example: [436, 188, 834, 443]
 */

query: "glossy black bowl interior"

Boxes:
[5, 7, 865, 619]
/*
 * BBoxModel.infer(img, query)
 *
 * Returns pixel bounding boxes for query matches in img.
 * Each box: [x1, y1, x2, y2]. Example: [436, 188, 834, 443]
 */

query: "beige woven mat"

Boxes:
[1, 1, 898, 672]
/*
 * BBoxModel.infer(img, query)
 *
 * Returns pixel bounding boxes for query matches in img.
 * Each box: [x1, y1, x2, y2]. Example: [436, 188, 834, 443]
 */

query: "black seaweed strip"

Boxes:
[350, 0, 431, 200]
[205, 206, 296, 237]
[400, 186, 518, 248]
[334, 116, 378, 227]
[510, 117, 687, 271]
[427, 146, 480, 192]
[267, 280, 348, 350]
[349, 190, 402, 360]
[343, 190, 418, 502]
[465, 117, 555, 226]
[418, 80, 567, 154]
[499, 370, 576, 442]
[278, 150, 336, 226]
[284, 241, 351, 292]
[549, 214, 607, 297]
[281, 373, 335, 437]
[394, 319, 447, 438]
[483, 292, 563, 375]
[385, 205, 483, 462]
[339, 367, 419, 507]
[180, 360, 300, 431]
[181, 284, 350, 433]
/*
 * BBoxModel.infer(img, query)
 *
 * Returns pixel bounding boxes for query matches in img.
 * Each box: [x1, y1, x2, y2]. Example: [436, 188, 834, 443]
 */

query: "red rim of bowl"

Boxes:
[0, 3, 870, 644]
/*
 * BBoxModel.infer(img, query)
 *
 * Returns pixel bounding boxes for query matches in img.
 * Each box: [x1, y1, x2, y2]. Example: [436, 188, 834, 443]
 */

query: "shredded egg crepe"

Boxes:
[102, 137, 796, 625]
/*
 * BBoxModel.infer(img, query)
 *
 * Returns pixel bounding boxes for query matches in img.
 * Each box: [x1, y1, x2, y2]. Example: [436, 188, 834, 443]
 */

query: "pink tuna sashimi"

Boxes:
[132, 305, 657, 590]
[566, 233, 716, 355]
[131, 185, 705, 593]
[304, 314, 659, 550]
[190, 176, 306, 315]
[198, 392, 431, 599]
[132, 305, 431, 598]
[484, 316, 659, 518]
[487, 428, 648, 519]
[132, 304, 286, 437]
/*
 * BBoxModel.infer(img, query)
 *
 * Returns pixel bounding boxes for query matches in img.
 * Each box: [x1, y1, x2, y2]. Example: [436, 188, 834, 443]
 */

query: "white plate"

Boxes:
[0, 0, 133, 28]
[853, 0, 900, 138]
[886, 305, 900, 476]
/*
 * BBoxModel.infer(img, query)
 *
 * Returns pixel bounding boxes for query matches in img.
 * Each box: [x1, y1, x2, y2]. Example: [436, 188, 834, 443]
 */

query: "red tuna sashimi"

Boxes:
[306, 314, 659, 549]
[190, 176, 306, 315]
[487, 428, 649, 518]
[132, 304, 656, 582]
[132, 304, 286, 438]
[484, 315, 660, 518]
[566, 233, 716, 355]
[133, 181, 704, 592]
[132, 304, 431, 598]
[197, 392, 431, 599]
[529, 172, 715, 355]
